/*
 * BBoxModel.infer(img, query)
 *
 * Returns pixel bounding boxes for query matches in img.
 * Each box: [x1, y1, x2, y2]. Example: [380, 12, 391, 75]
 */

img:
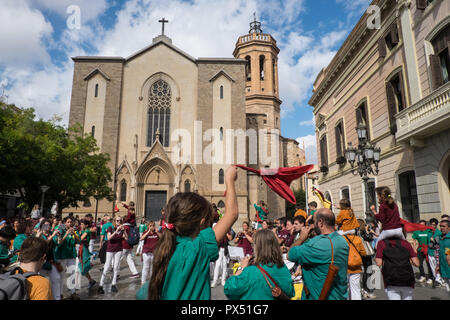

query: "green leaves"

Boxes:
[286, 188, 306, 218]
[0, 102, 113, 213]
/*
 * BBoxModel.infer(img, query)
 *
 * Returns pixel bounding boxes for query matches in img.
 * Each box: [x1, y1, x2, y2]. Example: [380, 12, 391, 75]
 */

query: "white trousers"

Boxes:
[40, 264, 61, 300]
[55, 259, 76, 299]
[136, 235, 144, 255]
[213, 247, 228, 285]
[347, 273, 361, 300]
[100, 251, 122, 286]
[141, 252, 154, 284]
[122, 248, 138, 275]
[385, 286, 413, 300]
[376, 228, 405, 245]
[428, 255, 444, 283]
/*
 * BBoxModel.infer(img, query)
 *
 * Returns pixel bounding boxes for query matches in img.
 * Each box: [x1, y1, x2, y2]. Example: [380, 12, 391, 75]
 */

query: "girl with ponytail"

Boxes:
[136, 166, 239, 300]
[370, 186, 404, 245]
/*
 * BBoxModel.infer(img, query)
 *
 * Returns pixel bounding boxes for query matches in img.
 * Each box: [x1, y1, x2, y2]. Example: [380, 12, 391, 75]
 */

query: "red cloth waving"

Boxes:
[235, 164, 314, 204]
[400, 218, 434, 233]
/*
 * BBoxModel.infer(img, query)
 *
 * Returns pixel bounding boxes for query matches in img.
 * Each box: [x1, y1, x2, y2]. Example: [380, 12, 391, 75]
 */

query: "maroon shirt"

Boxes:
[237, 232, 253, 256]
[284, 232, 295, 247]
[142, 232, 159, 254]
[106, 226, 123, 252]
[123, 204, 136, 225]
[376, 239, 417, 288]
[122, 225, 132, 250]
[277, 229, 290, 245]
[375, 202, 402, 230]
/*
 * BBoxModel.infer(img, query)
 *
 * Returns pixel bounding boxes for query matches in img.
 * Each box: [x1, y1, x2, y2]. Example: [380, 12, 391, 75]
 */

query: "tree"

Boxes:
[286, 188, 306, 219]
[0, 102, 114, 215]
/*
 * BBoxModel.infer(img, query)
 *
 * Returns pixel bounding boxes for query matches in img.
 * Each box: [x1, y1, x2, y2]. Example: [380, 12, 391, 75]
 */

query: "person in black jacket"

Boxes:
[358, 219, 377, 299]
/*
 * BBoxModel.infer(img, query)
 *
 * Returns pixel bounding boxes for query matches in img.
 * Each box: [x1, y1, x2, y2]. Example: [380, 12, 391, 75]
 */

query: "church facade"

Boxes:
[66, 19, 305, 224]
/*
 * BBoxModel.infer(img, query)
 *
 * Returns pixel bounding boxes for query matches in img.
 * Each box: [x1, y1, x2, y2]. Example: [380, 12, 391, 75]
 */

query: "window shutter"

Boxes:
[335, 125, 342, 158]
[323, 136, 328, 166]
[391, 23, 399, 45]
[378, 38, 387, 59]
[386, 82, 397, 134]
[416, 0, 427, 10]
[429, 54, 444, 90]
[397, 71, 407, 111]
[356, 108, 363, 126]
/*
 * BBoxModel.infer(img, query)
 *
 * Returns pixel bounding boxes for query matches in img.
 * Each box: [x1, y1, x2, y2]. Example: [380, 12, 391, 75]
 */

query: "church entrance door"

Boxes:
[145, 191, 167, 221]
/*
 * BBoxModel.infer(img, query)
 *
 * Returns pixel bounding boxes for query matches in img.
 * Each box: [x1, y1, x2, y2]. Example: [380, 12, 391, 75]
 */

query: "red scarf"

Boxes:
[234, 164, 314, 204]
[400, 218, 434, 233]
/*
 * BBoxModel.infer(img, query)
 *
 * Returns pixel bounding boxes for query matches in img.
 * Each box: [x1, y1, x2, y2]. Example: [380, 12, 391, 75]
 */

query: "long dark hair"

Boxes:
[148, 192, 214, 300]
[375, 186, 395, 209]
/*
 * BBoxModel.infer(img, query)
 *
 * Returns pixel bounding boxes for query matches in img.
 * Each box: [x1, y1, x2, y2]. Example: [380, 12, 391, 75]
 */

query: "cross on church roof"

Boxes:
[158, 17, 169, 36]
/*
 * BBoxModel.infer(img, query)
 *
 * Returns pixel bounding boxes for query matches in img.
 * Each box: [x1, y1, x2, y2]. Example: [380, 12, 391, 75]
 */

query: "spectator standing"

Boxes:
[136, 218, 147, 256]
[224, 229, 295, 300]
[287, 208, 349, 300]
[375, 233, 419, 300]
[436, 220, 450, 292]
[412, 220, 433, 284]
[78, 219, 96, 290]
[140, 221, 160, 285]
[358, 219, 377, 299]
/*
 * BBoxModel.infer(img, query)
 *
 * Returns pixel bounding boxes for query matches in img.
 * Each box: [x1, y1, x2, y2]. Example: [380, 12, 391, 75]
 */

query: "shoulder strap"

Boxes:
[344, 235, 363, 258]
[256, 265, 280, 289]
[327, 236, 334, 265]
[395, 239, 402, 248]
[384, 239, 390, 247]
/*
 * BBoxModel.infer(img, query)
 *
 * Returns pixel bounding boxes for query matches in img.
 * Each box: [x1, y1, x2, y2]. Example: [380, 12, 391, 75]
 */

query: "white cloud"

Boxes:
[296, 134, 317, 164]
[0, 0, 53, 68]
[299, 116, 314, 126]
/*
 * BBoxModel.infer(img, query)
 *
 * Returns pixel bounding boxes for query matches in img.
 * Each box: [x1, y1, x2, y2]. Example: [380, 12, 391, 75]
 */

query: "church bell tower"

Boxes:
[233, 14, 281, 130]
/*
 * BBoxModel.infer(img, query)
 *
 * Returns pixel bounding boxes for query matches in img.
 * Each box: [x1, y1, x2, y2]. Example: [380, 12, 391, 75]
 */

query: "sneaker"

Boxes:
[88, 280, 96, 289]
[366, 291, 376, 299]
[130, 273, 140, 279]
[111, 285, 118, 293]
[361, 289, 369, 299]
[426, 279, 433, 285]
[211, 281, 217, 288]
[97, 286, 105, 294]
[417, 276, 426, 283]
[70, 293, 80, 300]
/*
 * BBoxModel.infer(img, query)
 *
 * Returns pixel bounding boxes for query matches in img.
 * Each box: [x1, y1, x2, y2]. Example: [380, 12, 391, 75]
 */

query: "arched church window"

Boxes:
[220, 85, 224, 99]
[120, 180, 127, 202]
[91, 125, 95, 137]
[147, 79, 171, 147]
[95, 84, 99, 97]
[185, 180, 191, 193]
[259, 55, 265, 80]
[220, 127, 223, 141]
[219, 169, 224, 184]
[245, 56, 251, 81]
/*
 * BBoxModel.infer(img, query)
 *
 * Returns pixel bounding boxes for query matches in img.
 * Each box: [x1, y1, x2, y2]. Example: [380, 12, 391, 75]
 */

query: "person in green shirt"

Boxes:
[308, 201, 318, 216]
[0, 225, 16, 270]
[224, 228, 294, 300]
[137, 166, 239, 300]
[287, 208, 349, 300]
[78, 219, 96, 290]
[428, 218, 444, 287]
[100, 215, 113, 247]
[136, 218, 148, 256]
[10, 220, 28, 264]
[53, 217, 79, 300]
[412, 220, 433, 284]
[436, 220, 450, 291]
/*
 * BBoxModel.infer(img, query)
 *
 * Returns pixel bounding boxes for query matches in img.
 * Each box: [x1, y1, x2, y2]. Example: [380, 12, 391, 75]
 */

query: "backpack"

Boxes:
[126, 225, 140, 246]
[382, 239, 415, 287]
[0, 268, 39, 300]
[99, 242, 107, 264]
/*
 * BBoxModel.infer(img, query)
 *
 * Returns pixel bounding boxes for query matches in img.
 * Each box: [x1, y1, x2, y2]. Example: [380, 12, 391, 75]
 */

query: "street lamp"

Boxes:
[345, 123, 381, 220]
[40, 185, 50, 218]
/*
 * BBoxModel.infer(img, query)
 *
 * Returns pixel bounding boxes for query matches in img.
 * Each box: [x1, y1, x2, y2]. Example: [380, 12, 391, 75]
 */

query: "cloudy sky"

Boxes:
[0, 0, 372, 164]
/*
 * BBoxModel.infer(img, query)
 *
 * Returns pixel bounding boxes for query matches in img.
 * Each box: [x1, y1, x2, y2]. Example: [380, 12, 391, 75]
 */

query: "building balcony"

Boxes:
[235, 33, 278, 48]
[395, 81, 450, 147]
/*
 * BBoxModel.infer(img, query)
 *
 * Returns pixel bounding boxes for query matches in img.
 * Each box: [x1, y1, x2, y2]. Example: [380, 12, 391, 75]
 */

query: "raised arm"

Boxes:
[213, 166, 238, 242]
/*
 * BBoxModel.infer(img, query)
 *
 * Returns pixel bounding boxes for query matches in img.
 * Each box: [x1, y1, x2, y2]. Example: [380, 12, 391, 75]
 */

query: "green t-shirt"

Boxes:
[101, 222, 113, 241]
[162, 227, 218, 300]
[10, 234, 27, 263]
[309, 209, 317, 216]
[438, 233, 450, 279]
[0, 241, 9, 260]
[53, 230, 77, 260]
[139, 224, 148, 233]
[224, 263, 295, 300]
[81, 229, 91, 245]
[288, 231, 349, 300]
[412, 229, 432, 252]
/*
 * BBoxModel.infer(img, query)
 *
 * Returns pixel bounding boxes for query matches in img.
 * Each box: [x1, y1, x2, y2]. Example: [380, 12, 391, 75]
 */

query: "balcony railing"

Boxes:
[237, 33, 276, 46]
[395, 81, 450, 144]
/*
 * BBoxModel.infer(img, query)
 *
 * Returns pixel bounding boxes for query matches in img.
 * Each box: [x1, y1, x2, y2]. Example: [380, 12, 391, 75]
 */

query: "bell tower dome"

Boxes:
[233, 13, 281, 129]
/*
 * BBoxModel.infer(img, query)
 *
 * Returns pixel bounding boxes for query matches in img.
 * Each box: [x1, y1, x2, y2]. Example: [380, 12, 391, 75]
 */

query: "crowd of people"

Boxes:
[0, 166, 449, 301]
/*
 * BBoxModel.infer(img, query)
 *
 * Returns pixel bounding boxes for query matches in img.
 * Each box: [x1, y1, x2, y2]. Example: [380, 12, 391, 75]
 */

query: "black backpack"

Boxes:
[0, 268, 39, 300]
[126, 225, 140, 246]
[382, 239, 415, 287]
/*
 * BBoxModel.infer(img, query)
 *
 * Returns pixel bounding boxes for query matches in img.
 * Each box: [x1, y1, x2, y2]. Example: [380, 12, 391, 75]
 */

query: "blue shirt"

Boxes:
[288, 231, 349, 300]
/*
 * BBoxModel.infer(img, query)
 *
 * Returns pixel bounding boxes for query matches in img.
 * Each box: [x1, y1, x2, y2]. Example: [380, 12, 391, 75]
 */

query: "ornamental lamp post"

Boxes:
[345, 122, 380, 221]
[40, 185, 50, 218]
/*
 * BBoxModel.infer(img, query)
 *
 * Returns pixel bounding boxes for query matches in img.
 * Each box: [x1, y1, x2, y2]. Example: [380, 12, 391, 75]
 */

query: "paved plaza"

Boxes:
[65, 244, 449, 301]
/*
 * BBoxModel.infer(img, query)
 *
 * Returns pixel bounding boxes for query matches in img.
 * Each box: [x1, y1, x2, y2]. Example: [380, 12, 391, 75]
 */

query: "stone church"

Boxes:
[67, 18, 305, 225]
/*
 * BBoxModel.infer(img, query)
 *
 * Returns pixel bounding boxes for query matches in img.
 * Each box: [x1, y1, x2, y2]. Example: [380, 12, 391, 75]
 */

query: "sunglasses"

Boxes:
[116, 220, 123, 222]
